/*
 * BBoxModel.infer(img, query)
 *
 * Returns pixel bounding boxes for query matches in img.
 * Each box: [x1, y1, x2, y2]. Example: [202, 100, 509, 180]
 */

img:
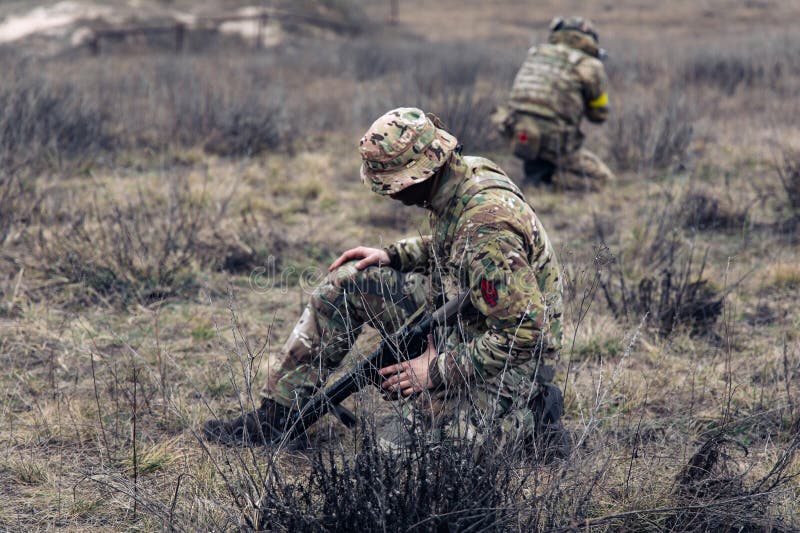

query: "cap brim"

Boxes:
[361, 128, 458, 196]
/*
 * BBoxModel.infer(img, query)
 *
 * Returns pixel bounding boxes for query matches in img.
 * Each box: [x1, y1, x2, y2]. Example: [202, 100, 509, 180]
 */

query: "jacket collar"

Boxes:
[427, 153, 470, 215]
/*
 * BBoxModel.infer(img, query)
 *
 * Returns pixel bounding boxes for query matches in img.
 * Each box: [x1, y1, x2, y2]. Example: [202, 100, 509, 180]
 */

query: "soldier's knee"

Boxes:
[312, 261, 367, 301]
[578, 149, 615, 184]
[328, 261, 362, 287]
[596, 162, 616, 183]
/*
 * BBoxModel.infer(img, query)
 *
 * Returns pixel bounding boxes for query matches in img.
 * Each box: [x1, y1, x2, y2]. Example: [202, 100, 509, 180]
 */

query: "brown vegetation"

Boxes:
[0, 0, 799, 531]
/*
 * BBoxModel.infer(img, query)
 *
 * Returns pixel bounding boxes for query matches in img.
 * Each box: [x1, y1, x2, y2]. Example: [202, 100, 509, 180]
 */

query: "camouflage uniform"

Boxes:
[263, 108, 563, 449]
[495, 16, 615, 190]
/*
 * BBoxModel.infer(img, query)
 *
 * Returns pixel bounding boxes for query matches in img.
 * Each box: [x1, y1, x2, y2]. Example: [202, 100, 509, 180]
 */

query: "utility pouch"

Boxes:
[511, 114, 542, 161]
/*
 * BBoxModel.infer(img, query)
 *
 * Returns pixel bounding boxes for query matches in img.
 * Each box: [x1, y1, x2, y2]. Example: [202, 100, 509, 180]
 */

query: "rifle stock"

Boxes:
[275, 290, 472, 444]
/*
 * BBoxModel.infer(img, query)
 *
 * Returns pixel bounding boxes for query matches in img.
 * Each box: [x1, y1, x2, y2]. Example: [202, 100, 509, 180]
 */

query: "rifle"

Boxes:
[266, 290, 473, 446]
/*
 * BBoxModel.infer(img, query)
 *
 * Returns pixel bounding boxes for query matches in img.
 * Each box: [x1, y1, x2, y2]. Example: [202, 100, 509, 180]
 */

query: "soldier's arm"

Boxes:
[432, 222, 555, 387]
[577, 57, 609, 123]
[384, 235, 432, 272]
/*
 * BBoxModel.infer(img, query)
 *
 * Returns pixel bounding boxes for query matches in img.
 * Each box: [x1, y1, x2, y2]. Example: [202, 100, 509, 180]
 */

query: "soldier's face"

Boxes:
[389, 179, 431, 206]
[389, 190, 418, 206]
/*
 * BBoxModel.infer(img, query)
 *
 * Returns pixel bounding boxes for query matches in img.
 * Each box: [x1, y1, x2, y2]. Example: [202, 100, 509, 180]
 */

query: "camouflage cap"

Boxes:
[359, 107, 458, 196]
[549, 16, 598, 43]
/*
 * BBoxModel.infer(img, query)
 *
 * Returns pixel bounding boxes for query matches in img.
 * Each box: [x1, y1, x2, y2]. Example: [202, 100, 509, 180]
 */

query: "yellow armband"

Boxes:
[589, 92, 608, 108]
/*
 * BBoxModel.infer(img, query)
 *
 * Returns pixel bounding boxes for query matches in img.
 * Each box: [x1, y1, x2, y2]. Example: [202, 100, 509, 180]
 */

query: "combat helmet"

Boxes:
[548, 16, 601, 58]
[359, 107, 458, 196]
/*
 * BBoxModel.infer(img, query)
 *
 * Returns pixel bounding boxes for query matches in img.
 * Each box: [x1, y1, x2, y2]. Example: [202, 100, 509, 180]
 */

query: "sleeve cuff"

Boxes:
[429, 354, 445, 389]
[384, 245, 403, 270]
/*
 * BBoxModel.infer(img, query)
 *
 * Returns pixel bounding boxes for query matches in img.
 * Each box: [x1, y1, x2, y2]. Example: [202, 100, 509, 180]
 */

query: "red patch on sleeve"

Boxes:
[480, 279, 498, 307]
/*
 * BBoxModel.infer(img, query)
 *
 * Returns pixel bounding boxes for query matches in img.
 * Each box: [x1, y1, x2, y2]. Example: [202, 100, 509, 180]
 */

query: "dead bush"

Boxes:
[776, 153, 800, 213]
[680, 39, 800, 96]
[683, 54, 783, 95]
[766, 150, 800, 241]
[0, 76, 111, 169]
[252, 425, 534, 532]
[345, 38, 517, 152]
[202, 94, 288, 157]
[33, 178, 209, 306]
[607, 95, 694, 172]
[679, 187, 748, 232]
[591, 431, 800, 532]
[0, 55, 299, 166]
[600, 254, 723, 338]
[94, 56, 295, 156]
[0, 171, 38, 246]
[597, 199, 723, 338]
[0, 35, 516, 166]
[209, 209, 290, 274]
[664, 432, 799, 533]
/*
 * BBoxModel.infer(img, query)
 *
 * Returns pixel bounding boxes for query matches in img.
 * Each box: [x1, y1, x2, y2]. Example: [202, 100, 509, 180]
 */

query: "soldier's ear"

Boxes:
[549, 16, 564, 32]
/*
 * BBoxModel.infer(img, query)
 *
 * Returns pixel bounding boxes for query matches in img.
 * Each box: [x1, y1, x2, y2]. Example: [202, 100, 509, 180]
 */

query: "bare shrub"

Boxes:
[664, 431, 800, 532]
[210, 209, 290, 274]
[251, 426, 533, 532]
[682, 54, 782, 95]
[600, 250, 723, 338]
[0, 35, 517, 168]
[607, 94, 694, 172]
[0, 171, 38, 246]
[92, 56, 295, 156]
[776, 152, 800, 213]
[679, 187, 748, 232]
[0, 55, 298, 167]
[202, 94, 288, 157]
[596, 192, 724, 337]
[345, 38, 518, 152]
[778, 153, 800, 239]
[588, 431, 800, 532]
[680, 39, 800, 96]
[33, 178, 209, 306]
[0, 76, 111, 169]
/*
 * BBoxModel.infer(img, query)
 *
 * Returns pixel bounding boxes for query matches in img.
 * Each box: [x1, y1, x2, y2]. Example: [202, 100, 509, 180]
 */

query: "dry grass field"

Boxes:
[0, 0, 799, 530]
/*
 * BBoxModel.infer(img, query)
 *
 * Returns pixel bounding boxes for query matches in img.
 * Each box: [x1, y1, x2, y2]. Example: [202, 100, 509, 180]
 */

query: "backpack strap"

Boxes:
[449, 156, 525, 224]
[437, 157, 526, 248]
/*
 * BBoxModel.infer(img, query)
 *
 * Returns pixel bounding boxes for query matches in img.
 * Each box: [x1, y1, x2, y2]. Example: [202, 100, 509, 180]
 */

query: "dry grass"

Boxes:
[0, 0, 799, 530]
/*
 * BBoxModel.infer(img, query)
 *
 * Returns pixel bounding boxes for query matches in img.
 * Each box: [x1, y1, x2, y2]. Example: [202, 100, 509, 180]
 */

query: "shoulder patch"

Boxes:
[480, 278, 499, 307]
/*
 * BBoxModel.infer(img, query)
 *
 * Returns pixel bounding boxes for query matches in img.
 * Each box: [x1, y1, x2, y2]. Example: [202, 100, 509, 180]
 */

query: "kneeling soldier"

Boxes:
[494, 16, 615, 190]
[204, 107, 567, 454]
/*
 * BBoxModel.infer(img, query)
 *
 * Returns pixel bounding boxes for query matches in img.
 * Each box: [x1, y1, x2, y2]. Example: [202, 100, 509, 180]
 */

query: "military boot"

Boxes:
[523, 159, 556, 186]
[531, 383, 571, 460]
[203, 398, 290, 446]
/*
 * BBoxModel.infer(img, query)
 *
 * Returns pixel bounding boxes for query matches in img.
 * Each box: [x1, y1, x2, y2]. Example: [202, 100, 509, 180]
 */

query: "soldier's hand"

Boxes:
[329, 246, 390, 272]
[378, 334, 437, 396]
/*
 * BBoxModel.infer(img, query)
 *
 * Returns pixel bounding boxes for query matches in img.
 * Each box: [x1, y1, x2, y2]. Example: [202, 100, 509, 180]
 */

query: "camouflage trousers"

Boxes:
[262, 261, 547, 449]
[497, 109, 615, 190]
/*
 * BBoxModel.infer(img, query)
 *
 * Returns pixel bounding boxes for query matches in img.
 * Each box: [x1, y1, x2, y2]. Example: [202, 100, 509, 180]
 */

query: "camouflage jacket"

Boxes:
[509, 42, 609, 128]
[385, 154, 563, 392]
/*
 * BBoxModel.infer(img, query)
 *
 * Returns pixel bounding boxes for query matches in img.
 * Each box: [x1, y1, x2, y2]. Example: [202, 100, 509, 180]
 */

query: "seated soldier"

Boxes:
[204, 107, 567, 454]
[493, 16, 616, 190]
